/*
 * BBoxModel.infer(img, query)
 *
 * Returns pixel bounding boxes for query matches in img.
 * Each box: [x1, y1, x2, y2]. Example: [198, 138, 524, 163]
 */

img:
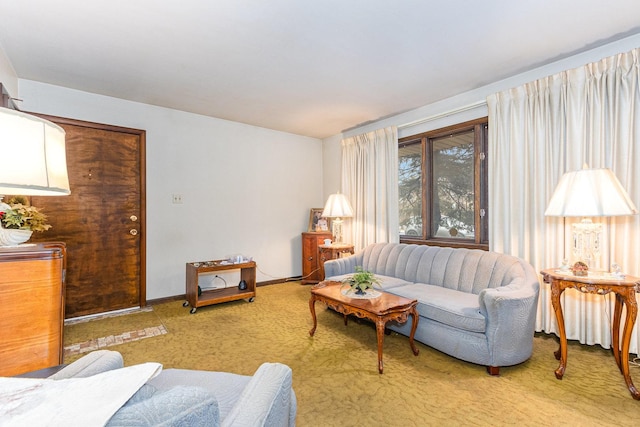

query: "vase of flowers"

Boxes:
[0, 196, 52, 246]
[341, 266, 381, 295]
[571, 261, 589, 277]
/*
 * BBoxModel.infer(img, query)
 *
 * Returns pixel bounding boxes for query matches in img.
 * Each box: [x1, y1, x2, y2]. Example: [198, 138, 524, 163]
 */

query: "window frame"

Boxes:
[398, 117, 488, 250]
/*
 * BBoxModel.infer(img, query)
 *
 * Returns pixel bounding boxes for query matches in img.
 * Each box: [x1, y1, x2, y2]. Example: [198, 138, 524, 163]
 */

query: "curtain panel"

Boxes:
[341, 127, 399, 252]
[487, 48, 640, 354]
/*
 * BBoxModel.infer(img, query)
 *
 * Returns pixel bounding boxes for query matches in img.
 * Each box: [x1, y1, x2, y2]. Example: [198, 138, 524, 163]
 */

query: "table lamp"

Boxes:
[544, 165, 637, 268]
[0, 107, 70, 197]
[0, 107, 70, 246]
[322, 192, 353, 243]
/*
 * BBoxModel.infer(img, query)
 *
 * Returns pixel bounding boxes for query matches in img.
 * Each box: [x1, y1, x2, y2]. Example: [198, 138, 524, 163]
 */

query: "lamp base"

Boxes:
[332, 218, 344, 243]
[572, 218, 601, 268]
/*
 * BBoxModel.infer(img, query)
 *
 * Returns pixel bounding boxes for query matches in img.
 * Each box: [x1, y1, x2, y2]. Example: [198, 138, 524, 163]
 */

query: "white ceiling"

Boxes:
[1, 1, 640, 139]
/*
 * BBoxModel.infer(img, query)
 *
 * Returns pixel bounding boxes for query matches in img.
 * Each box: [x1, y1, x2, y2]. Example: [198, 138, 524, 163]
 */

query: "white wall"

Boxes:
[19, 80, 323, 300]
[323, 32, 640, 174]
[0, 43, 17, 99]
[321, 133, 342, 201]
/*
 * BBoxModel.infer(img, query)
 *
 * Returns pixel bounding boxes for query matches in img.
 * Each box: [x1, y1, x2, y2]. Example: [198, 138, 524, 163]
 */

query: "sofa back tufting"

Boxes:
[360, 243, 526, 294]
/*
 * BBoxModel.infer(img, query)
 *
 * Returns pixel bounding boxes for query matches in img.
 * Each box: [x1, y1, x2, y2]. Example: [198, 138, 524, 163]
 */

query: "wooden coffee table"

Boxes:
[309, 280, 419, 373]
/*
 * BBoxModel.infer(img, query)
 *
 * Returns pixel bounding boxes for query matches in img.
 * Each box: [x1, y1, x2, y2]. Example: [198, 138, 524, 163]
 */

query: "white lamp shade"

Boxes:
[322, 193, 353, 218]
[0, 107, 70, 196]
[545, 167, 637, 217]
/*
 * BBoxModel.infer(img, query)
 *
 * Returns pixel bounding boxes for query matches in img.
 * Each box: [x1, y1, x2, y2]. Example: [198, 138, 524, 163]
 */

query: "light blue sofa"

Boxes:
[47, 350, 297, 426]
[323, 243, 540, 375]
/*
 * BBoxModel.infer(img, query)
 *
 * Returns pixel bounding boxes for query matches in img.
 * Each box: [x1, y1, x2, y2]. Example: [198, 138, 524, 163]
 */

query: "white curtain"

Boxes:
[487, 48, 640, 354]
[341, 127, 399, 252]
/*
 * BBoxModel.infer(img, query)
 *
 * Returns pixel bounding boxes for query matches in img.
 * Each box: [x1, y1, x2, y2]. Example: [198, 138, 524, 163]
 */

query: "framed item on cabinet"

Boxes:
[308, 208, 330, 232]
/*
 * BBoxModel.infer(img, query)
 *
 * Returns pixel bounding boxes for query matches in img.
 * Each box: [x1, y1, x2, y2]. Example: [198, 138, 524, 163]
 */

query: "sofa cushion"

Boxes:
[324, 273, 412, 291]
[106, 385, 219, 427]
[389, 283, 486, 333]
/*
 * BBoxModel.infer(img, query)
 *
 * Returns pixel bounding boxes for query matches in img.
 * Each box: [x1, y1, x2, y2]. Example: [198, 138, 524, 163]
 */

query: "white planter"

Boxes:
[0, 228, 33, 246]
[340, 287, 382, 300]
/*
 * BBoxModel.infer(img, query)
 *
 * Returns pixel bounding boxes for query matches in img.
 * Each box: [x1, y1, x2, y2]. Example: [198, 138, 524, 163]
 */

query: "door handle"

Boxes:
[130, 229, 138, 236]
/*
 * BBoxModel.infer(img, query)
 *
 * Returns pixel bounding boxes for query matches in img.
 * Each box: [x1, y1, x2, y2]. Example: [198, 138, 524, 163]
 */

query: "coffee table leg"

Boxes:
[376, 319, 386, 374]
[309, 296, 318, 337]
[409, 308, 419, 356]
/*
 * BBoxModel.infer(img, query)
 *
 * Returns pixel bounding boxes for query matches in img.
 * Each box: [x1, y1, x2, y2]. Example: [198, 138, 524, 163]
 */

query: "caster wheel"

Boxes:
[183, 301, 189, 307]
[190, 307, 197, 314]
[248, 297, 255, 302]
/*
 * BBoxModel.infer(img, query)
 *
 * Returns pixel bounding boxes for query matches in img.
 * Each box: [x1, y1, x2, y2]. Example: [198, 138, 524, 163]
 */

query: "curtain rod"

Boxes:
[398, 100, 487, 130]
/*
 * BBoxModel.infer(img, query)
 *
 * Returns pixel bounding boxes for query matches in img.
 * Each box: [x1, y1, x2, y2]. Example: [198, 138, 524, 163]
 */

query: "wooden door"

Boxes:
[30, 115, 146, 318]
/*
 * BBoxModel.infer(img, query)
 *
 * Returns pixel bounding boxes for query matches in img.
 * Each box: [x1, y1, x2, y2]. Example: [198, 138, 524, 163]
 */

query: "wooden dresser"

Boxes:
[301, 232, 332, 284]
[0, 242, 66, 376]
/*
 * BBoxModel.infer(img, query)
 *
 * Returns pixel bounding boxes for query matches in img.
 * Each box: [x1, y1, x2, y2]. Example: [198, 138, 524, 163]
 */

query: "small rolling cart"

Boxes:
[183, 259, 256, 314]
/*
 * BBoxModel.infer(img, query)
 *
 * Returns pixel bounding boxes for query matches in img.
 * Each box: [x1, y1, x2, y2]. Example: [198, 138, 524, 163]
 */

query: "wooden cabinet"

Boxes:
[0, 243, 66, 376]
[302, 232, 332, 284]
[184, 260, 256, 314]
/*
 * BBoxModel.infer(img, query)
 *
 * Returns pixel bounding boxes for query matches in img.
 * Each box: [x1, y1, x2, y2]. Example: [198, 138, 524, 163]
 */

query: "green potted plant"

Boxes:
[341, 266, 381, 295]
[0, 196, 52, 246]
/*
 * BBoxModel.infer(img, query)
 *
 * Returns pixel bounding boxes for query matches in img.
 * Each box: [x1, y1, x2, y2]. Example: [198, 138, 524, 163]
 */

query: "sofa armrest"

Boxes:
[478, 280, 540, 366]
[323, 253, 362, 279]
[48, 350, 124, 380]
[222, 362, 296, 427]
[15, 364, 67, 378]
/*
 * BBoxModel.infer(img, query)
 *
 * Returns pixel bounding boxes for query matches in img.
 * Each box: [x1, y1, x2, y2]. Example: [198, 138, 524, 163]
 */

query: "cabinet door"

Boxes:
[302, 234, 317, 283]
[302, 232, 331, 284]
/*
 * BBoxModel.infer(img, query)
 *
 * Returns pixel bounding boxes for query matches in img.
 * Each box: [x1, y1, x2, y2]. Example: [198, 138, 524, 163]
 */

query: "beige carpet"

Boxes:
[64, 282, 640, 426]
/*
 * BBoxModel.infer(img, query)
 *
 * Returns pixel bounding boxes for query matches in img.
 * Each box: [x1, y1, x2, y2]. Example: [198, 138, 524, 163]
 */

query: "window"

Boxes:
[398, 118, 488, 248]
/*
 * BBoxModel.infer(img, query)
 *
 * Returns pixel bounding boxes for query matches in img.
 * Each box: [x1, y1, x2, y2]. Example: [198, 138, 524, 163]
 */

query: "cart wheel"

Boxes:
[190, 307, 197, 314]
[248, 297, 255, 302]
[182, 301, 189, 307]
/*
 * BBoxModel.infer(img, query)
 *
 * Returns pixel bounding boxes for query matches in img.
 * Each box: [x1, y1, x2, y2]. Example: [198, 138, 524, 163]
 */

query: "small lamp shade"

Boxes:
[322, 193, 353, 218]
[322, 193, 353, 243]
[0, 107, 70, 196]
[545, 167, 637, 217]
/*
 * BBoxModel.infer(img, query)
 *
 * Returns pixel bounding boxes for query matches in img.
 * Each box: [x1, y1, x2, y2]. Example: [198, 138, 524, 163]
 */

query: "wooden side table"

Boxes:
[318, 243, 354, 280]
[184, 260, 256, 314]
[540, 268, 640, 400]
